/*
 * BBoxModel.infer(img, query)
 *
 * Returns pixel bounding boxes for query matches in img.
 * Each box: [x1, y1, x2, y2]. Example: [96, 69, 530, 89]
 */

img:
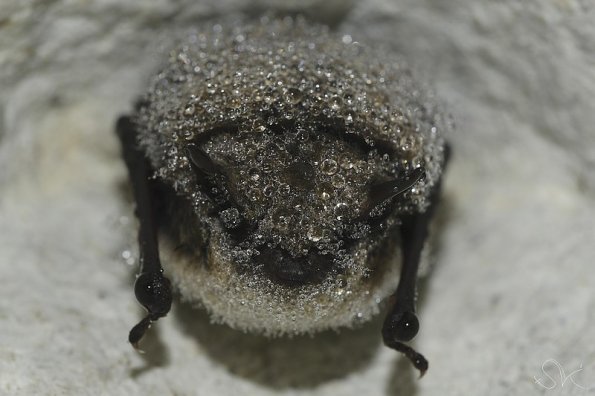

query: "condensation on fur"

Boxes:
[131, 15, 449, 335]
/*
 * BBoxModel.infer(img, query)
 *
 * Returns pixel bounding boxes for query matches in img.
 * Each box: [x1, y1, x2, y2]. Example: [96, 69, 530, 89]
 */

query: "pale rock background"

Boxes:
[1, 1, 594, 395]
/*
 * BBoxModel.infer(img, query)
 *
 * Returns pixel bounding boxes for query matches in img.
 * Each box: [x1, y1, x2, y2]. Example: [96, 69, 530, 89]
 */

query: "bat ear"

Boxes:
[360, 167, 426, 219]
[186, 143, 223, 176]
[370, 167, 426, 205]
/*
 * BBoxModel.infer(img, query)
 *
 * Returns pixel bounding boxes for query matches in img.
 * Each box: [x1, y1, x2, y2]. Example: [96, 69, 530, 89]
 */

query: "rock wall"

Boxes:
[1, 1, 594, 395]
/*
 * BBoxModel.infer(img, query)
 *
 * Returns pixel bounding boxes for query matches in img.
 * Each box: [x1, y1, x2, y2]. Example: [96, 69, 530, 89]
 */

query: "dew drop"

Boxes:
[284, 87, 302, 104]
[182, 130, 195, 141]
[320, 158, 338, 175]
[263, 184, 274, 197]
[330, 96, 343, 111]
[296, 129, 309, 142]
[248, 188, 262, 202]
[183, 104, 195, 116]
[307, 225, 323, 242]
[248, 168, 261, 182]
[344, 110, 355, 124]
[340, 158, 354, 170]
[331, 174, 345, 189]
[334, 202, 349, 221]
[220, 207, 241, 229]
[343, 92, 354, 105]
[279, 183, 291, 196]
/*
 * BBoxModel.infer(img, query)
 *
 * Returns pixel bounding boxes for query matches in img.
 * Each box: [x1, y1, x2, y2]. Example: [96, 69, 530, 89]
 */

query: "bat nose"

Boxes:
[256, 247, 332, 286]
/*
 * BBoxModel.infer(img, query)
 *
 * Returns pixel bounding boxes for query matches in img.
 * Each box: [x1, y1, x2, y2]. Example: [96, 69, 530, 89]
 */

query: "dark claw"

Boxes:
[406, 345, 429, 378]
[129, 315, 153, 348]
[383, 337, 428, 377]
[382, 309, 427, 377]
[414, 353, 429, 378]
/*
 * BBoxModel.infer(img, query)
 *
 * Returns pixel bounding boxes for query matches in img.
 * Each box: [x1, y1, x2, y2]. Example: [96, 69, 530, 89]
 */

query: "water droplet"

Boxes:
[275, 214, 290, 232]
[263, 184, 274, 197]
[330, 96, 343, 111]
[182, 130, 194, 140]
[284, 87, 302, 104]
[307, 225, 323, 242]
[183, 104, 195, 116]
[296, 129, 309, 142]
[344, 109, 355, 124]
[331, 174, 345, 188]
[220, 207, 241, 229]
[340, 158, 354, 170]
[248, 168, 260, 182]
[229, 97, 241, 109]
[320, 158, 338, 175]
[252, 120, 266, 133]
[343, 91, 354, 105]
[248, 188, 262, 202]
[279, 183, 291, 196]
[334, 202, 349, 221]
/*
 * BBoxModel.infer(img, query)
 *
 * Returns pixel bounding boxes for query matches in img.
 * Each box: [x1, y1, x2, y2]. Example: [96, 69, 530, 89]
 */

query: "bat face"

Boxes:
[125, 15, 449, 350]
[181, 117, 428, 287]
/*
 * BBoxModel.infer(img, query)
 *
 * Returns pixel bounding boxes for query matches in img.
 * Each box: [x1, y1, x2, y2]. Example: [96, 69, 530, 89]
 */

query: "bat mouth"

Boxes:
[255, 246, 334, 286]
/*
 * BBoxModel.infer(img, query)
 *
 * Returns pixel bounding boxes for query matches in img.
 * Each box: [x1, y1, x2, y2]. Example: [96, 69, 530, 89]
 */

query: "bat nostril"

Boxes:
[257, 247, 332, 286]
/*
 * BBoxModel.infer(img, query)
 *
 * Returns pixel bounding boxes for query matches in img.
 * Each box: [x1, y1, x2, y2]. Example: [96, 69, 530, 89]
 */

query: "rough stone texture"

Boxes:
[1, 1, 594, 395]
